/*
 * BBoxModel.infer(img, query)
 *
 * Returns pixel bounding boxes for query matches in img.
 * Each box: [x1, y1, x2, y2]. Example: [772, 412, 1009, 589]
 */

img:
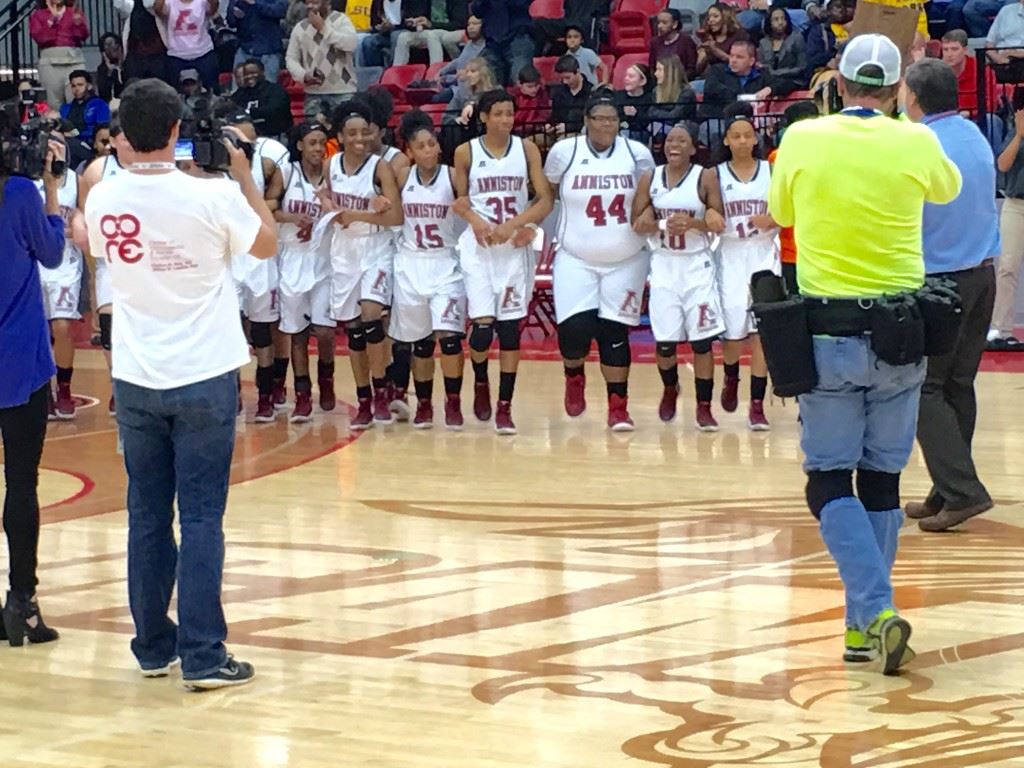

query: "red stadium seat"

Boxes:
[425, 61, 447, 82]
[526, 233, 557, 336]
[611, 53, 649, 88]
[533, 56, 560, 84]
[419, 101, 448, 128]
[530, 0, 565, 18]
[380, 64, 428, 102]
[616, 0, 667, 13]
[609, 11, 653, 55]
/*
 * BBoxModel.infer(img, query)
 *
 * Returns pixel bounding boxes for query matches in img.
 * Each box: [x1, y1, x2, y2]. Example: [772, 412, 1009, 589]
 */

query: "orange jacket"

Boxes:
[768, 148, 796, 265]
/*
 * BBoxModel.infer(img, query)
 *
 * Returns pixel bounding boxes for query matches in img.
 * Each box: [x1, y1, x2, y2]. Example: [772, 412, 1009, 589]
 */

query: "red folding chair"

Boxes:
[533, 56, 561, 84]
[530, 0, 565, 18]
[526, 233, 558, 337]
[380, 64, 428, 103]
[612, 53, 649, 88]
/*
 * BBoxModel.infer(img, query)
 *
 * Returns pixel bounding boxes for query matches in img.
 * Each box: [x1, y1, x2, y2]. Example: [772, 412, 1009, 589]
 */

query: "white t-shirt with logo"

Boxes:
[84, 169, 262, 390]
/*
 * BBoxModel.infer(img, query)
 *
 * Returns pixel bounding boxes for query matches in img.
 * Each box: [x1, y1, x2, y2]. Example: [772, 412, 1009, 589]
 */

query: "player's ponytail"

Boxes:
[399, 109, 435, 145]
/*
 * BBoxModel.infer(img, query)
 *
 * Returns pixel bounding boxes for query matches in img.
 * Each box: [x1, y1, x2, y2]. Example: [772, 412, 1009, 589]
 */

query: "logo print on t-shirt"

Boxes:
[99, 214, 144, 264]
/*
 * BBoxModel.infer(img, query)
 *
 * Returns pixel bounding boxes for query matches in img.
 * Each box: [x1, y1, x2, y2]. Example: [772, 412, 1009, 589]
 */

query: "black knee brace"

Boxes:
[558, 309, 598, 360]
[346, 323, 367, 352]
[806, 469, 854, 520]
[856, 469, 901, 512]
[439, 334, 463, 356]
[250, 321, 273, 349]
[655, 341, 677, 358]
[597, 319, 631, 368]
[469, 322, 494, 353]
[691, 338, 713, 355]
[495, 319, 521, 351]
[364, 318, 386, 344]
[99, 313, 112, 351]
[413, 337, 435, 358]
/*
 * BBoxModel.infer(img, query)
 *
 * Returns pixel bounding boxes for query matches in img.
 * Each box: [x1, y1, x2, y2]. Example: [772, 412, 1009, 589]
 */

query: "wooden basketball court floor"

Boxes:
[4, 348, 1024, 768]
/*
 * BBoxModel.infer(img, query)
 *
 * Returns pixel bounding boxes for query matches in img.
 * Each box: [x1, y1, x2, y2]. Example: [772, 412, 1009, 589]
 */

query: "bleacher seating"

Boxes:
[533, 56, 561, 84]
[530, 0, 566, 18]
[380, 64, 428, 103]
[611, 53, 649, 88]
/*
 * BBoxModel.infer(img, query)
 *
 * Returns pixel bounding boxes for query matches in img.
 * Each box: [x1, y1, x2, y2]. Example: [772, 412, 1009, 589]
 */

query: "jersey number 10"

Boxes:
[585, 194, 627, 227]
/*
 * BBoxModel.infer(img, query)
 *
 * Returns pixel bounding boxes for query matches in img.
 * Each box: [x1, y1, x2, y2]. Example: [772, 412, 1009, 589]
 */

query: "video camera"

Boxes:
[180, 97, 254, 173]
[0, 102, 64, 180]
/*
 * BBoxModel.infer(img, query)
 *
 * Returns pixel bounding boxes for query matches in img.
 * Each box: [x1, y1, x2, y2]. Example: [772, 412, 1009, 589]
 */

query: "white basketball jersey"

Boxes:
[718, 160, 772, 242]
[327, 152, 381, 236]
[399, 165, 457, 252]
[554, 136, 645, 265]
[35, 170, 82, 284]
[101, 155, 123, 181]
[381, 145, 402, 165]
[467, 136, 529, 225]
[279, 162, 324, 245]
[650, 164, 709, 255]
[279, 162, 330, 293]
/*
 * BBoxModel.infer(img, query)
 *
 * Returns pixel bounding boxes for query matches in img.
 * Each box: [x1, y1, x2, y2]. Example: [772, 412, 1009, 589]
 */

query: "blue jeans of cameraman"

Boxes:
[115, 370, 238, 679]
[799, 336, 926, 631]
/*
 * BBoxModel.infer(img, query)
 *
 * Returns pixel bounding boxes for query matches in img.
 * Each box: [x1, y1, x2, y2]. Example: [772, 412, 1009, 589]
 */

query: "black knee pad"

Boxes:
[413, 337, 435, 358]
[495, 319, 521, 351]
[558, 309, 598, 360]
[597, 319, 631, 368]
[99, 313, 112, 351]
[691, 338, 713, 355]
[364, 318, 386, 344]
[469, 322, 494, 353]
[250, 321, 273, 349]
[655, 341, 677, 358]
[438, 334, 463, 356]
[346, 323, 367, 352]
[856, 469, 901, 512]
[806, 469, 854, 520]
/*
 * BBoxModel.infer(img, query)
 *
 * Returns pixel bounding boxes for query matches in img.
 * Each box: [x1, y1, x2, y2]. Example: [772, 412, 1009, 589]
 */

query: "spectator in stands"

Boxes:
[990, 107, 1024, 349]
[534, 0, 605, 55]
[565, 24, 608, 86]
[153, 0, 219, 89]
[392, 0, 468, 65]
[59, 70, 111, 145]
[96, 33, 126, 103]
[178, 68, 212, 113]
[227, 0, 288, 84]
[805, 0, 851, 78]
[697, 4, 748, 75]
[360, 0, 428, 67]
[757, 5, 807, 95]
[985, 0, 1024, 67]
[615, 61, 653, 141]
[966, 0, 1016, 39]
[700, 40, 772, 119]
[443, 55, 496, 125]
[512, 64, 552, 132]
[230, 58, 292, 136]
[114, 0, 168, 83]
[650, 9, 699, 81]
[30, 0, 90, 106]
[286, 0, 358, 119]
[649, 55, 697, 131]
[432, 14, 484, 102]
[550, 54, 593, 136]
[943, 29, 1003, 141]
[472, 0, 534, 85]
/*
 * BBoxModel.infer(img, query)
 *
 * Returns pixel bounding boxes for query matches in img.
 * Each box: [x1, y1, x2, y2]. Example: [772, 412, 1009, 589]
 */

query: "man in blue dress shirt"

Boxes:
[901, 58, 1000, 531]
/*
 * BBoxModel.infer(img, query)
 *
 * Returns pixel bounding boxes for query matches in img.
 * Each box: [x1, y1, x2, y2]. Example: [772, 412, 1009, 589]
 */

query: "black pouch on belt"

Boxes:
[916, 276, 963, 356]
[869, 294, 926, 366]
[750, 272, 818, 397]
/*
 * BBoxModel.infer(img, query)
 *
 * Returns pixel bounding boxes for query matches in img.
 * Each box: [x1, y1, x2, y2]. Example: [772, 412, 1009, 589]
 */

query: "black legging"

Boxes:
[0, 384, 48, 594]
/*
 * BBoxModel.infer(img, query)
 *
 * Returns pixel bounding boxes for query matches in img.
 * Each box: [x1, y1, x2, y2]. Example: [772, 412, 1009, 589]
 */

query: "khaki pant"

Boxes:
[392, 29, 463, 65]
[993, 197, 1024, 333]
[37, 46, 86, 107]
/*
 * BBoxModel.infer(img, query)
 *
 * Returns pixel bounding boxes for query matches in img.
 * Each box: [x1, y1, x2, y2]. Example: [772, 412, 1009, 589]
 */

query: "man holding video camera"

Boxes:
[84, 78, 277, 690]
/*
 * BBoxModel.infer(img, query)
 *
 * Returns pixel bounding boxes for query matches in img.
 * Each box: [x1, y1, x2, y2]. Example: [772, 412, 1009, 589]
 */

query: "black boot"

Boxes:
[3, 591, 59, 647]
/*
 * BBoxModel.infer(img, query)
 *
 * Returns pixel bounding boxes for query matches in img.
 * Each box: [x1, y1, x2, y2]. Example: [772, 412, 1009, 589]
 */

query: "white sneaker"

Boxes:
[140, 656, 181, 678]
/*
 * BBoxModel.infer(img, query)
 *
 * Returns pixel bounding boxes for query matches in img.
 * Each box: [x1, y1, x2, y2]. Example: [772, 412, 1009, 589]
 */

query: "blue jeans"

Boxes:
[115, 371, 239, 678]
[167, 50, 220, 91]
[964, 0, 1013, 37]
[234, 49, 281, 85]
[359, 30, 402, 67]
[799, 336, 926, 630]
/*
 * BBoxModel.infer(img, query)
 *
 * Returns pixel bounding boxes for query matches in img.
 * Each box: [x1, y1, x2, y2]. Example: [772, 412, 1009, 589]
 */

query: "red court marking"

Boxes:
[40, 467, 95, 511]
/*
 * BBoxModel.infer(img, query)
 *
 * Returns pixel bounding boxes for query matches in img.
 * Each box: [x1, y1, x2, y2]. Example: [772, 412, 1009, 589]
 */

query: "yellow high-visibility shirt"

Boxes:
[345, 0, 371, 31]
[768, 112, 962, 298]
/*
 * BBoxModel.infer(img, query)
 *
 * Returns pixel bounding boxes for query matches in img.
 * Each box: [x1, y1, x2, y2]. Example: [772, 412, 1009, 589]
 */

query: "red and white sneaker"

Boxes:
[721, 374, 739, 413]
[444, 394, 464, 431]
[474, 381, 492, 422]
[607, 393, 634, 432]
[390, 387, 412, 422]
[494, 400, 516, 435]
[350, 397, 374, 430]
[271, 379, 287, 411]
[55, 382, 75, 420]
[318, 377, 336, 412]
[658, 385, 679, 423]
[748, 399, 771, 431]
[254, 394, 275, 423]
[412, 399, 433, 429]
[108, 395, 116, 417]
[47, 388, 57, 421]
[564, 372, 586, 417]
[373, 387, 394, 424]
[290, 391, 313, 423]
[695, 402, 719, 432]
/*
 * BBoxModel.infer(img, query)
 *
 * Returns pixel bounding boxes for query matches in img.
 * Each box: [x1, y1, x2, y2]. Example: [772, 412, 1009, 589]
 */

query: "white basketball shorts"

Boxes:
[279, 279, 335, 334]
[390, 246, 467, 341]
[649, 249, 725, 342]
[458, 227, 534, 321]
[553, 248, 650, 326]
[718, 239, 780, 340]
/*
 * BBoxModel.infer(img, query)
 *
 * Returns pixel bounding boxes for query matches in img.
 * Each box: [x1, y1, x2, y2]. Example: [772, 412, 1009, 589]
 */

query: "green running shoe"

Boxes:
[843, 628, 877, 663]
[868, 609, 913, 675]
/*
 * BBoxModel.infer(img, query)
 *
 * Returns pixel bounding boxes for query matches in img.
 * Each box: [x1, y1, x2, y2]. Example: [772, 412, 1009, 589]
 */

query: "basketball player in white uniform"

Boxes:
[275, 122, 336, 423]
[389, 110, 466, 430]
[323, 100, 403, 430]
[452, 89, 553, 435]
[634, 122, 727, 430]
[544, 93, 655, 432]
[34, 165, 83, 420]
[716, 110, 778, 431]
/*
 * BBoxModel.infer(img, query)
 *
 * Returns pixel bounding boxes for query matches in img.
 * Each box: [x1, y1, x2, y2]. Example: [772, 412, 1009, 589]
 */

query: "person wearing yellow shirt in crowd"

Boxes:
[769, 34, 961, 676]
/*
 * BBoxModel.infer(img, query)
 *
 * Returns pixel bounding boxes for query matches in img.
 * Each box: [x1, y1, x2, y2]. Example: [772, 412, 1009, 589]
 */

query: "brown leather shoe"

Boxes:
[918, 500, 994, 532]
[905, 501, 941, 520]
